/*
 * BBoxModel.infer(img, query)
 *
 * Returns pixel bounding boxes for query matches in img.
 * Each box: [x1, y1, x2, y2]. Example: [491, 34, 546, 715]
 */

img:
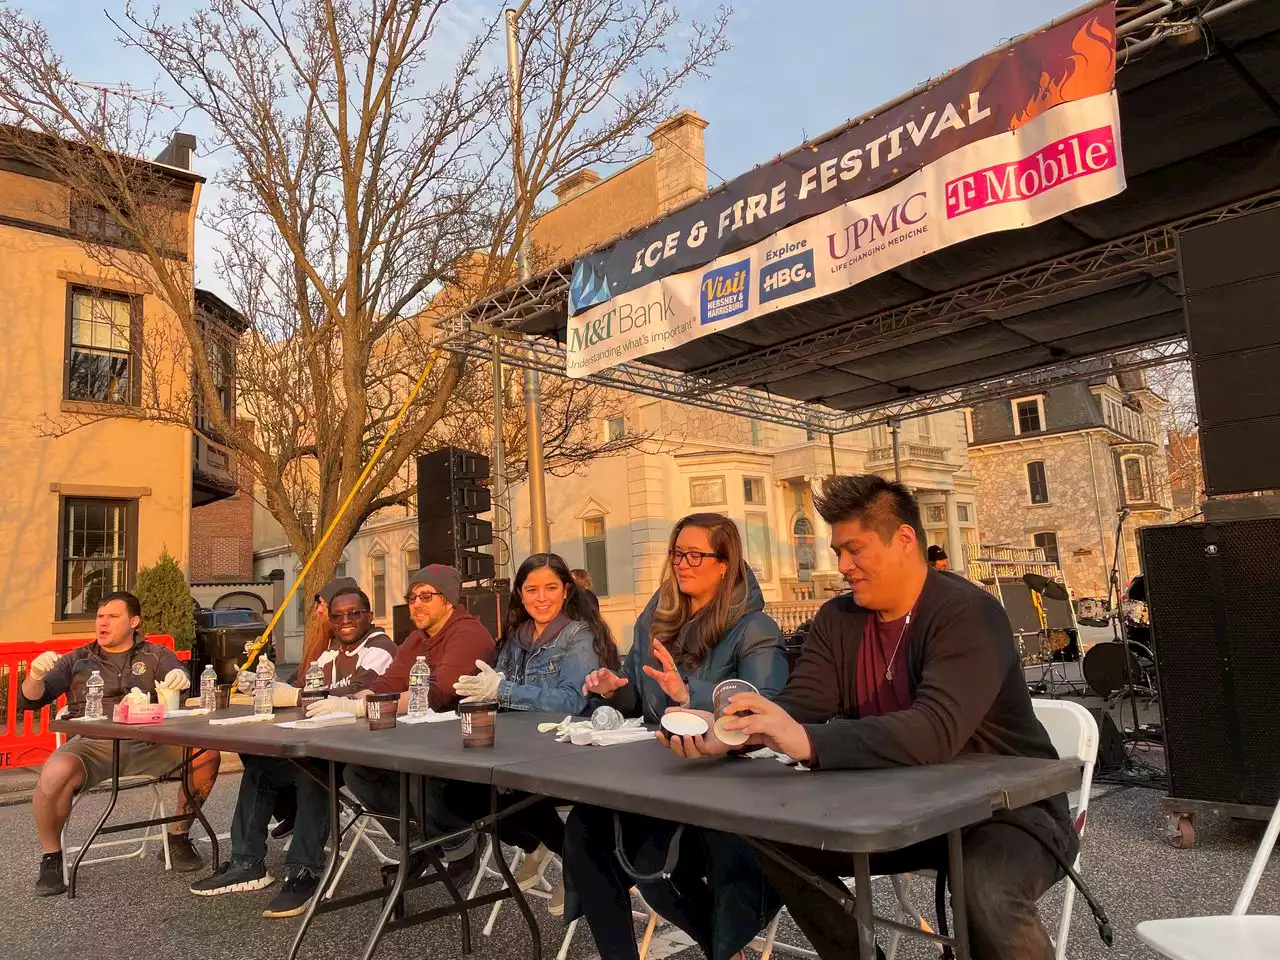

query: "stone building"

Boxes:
[966, 365, 1173, 599]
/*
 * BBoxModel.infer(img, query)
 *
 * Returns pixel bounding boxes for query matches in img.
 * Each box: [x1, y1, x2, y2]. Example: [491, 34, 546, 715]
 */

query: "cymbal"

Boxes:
[1022, 572, 1069, 601]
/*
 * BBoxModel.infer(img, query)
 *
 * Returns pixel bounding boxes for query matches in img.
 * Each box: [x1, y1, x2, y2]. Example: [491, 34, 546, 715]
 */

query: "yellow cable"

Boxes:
[235, 346, 445, 674]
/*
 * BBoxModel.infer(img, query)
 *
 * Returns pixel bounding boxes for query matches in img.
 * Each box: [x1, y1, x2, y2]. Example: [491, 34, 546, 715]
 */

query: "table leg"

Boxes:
[288, 760, 342, 960]
[68, 738, 122, 899]
[947, 830, 971, 960]
[852, 853, 877, 960]
[179, 747, 218, 867]
[359, 772, 413, 960]
[418, 777, 473, 955]
[489, 787, 542, 960]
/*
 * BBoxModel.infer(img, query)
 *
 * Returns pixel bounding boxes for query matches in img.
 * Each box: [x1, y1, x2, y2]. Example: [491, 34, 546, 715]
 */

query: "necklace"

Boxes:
[884, 609, 914, 682]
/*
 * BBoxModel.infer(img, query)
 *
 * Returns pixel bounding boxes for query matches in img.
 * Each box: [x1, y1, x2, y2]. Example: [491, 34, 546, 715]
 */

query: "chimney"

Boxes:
[154, 132, 197, 171]
[649, 109, 709, 213]
[553, 168, 602, 205]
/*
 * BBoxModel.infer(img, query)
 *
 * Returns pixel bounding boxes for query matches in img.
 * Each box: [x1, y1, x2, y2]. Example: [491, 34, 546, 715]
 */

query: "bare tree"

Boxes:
[0, 0, 729, 605]
[1144, 359, 1202, 516]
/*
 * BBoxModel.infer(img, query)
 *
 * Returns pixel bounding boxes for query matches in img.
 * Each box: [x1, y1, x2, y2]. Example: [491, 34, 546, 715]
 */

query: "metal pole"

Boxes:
[505, 3, 550, 554]
[827, 433, 837, 475]
[890, 419, 902, 481]
[490, 334, 509, 581]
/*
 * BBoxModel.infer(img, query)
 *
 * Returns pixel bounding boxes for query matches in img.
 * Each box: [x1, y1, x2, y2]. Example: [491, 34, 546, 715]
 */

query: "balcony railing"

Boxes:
[765, 600, 826, 634]
[866, 443, 950, 465]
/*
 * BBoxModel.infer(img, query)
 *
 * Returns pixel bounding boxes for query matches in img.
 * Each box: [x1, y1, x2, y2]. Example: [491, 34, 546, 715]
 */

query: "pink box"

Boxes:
[112, 702, 165, 724]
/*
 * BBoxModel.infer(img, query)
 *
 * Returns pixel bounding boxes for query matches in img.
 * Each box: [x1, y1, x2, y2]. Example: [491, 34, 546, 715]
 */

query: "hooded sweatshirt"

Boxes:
[371, 605, 496, 711]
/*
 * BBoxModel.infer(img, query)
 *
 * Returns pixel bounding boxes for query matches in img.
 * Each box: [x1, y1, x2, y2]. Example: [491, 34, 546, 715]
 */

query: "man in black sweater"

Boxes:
[660, 475, 1077, 960]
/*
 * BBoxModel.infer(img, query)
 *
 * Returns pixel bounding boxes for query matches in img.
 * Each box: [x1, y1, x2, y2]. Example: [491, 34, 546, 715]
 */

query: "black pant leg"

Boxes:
[959, 818, 1063, 960]
[563, 805, 645, 960]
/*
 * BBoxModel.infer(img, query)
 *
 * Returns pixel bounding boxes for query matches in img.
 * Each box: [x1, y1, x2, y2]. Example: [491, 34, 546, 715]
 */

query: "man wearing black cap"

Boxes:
[343, 564, 497, 880]
[927, 545, 949, 571]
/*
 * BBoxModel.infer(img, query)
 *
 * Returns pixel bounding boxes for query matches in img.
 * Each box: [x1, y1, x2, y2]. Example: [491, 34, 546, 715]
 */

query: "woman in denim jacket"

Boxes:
[485, 552, 620, 715]
[562, 513, 787, 960]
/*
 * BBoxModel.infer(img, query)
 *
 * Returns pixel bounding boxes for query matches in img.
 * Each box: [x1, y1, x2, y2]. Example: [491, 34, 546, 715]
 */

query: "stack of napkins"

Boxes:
[209, 713, 276, 726]
[538, 715, 653, 747]
[400, 710, 458, 725]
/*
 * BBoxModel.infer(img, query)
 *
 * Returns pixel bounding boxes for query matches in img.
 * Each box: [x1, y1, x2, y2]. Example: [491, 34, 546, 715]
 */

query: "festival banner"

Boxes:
[569, 4, 1117, 316]
[566, 89, 1124, 378]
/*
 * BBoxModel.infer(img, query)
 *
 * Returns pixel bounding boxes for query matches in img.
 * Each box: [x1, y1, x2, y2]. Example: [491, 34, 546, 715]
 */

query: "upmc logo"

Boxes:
[759, 250, 815, 305]
[700, 259, 750, 325]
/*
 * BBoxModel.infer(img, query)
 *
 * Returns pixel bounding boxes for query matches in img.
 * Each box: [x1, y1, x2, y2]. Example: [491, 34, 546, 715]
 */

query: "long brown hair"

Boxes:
[505, 552, 620, 671]
[651, 513, 748, 670]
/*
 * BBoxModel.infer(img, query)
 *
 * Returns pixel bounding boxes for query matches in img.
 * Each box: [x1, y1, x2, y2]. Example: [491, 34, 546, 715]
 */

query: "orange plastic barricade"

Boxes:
[0, 635, 188, 770]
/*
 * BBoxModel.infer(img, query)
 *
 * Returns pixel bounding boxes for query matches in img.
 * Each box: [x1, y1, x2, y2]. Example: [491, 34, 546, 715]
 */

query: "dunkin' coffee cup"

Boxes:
[460, 700, 498, 748]
[712, 679, 757, 746]
[366, 692, 399, 731]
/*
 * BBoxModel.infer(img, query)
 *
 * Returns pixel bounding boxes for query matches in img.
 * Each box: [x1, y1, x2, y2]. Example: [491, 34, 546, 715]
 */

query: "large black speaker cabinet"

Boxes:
[1140, 517, 1280, 808]
[1178, 206, 1280, 495]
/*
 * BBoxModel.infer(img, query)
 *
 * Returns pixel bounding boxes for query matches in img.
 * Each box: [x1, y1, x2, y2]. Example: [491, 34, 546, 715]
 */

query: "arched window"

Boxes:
[792, 515, 816, 582]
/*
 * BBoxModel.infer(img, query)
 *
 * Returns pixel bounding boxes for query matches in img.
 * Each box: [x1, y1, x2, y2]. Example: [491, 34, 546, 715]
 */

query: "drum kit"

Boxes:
[1081, 574, 1159, 703]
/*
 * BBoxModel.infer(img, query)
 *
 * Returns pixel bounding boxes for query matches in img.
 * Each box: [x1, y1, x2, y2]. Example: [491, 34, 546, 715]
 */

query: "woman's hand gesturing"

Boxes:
[642, 639, 690, 707]
[583, 667, 628, 698]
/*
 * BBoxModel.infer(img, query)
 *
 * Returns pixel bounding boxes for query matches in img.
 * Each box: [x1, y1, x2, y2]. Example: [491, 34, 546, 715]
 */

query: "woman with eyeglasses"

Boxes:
[562, 512, 787, 960]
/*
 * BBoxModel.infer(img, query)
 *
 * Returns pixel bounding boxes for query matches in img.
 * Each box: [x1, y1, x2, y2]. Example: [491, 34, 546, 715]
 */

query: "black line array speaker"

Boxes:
[1140, 517, 1280, 808]
[1178, 205, 1280, 496]
[392, 589, 508, 644]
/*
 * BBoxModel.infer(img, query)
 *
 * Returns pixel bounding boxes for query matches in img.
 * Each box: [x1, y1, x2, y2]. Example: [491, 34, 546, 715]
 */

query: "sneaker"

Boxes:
[167, 833, 204, 873]
[269, 817, 295, 840]
[513, 845, 548, 891]
[547, 877, 565, 917]
[262, 872, 320, 918]
[190, 860, 274, 896]
[34, 852, 66, 897]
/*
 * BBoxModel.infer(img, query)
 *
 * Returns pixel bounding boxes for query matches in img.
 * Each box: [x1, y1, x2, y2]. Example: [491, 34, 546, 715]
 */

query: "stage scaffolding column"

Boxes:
[506, 2, 550, 553]
[890, 419, 902, 481]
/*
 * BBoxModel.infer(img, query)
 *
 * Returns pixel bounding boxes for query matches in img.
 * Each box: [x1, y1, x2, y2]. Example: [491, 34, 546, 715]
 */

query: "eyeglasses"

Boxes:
[405, 589, 442, 605]
[669, 549, 724, 568]
[329, 610, 368, 623]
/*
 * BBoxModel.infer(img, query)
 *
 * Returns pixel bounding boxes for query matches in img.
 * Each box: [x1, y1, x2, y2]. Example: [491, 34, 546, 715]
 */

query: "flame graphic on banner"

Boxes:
[1010, 16, 1115, 129]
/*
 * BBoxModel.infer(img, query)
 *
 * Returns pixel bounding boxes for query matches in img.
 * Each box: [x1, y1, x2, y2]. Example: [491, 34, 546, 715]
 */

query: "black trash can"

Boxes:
[192, 608, 273, 685]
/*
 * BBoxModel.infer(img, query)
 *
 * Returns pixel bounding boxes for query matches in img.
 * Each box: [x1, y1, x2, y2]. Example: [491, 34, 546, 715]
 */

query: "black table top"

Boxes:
[494, 734, 1080, 853]
[301, 710, 586, 785]
[50, 706, 316, 758]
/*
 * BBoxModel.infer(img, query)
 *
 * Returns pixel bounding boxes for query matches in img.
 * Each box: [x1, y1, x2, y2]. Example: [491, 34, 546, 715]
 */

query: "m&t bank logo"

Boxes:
[700, 259, 750, 325]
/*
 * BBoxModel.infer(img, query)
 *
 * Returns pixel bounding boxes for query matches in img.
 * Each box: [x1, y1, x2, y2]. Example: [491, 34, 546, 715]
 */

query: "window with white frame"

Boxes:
[404, 545, 419, 580]
[744, 513, 772, 581]
[605, 416, 625, 442]
[957, 503, 971, 523]
[1027, 461, 1050, 504]
[915, 415, 933, 444]
[1121, 455, 1147, 502]
[582, 516, 609, 596]
[743, 477, 766, 505]
[792, 515, 815, 581]
[689, 476, 727, 507]
[370, 553, 388, 619]
[1012, 396, 1044, 435]
[926, 505, 946, 524]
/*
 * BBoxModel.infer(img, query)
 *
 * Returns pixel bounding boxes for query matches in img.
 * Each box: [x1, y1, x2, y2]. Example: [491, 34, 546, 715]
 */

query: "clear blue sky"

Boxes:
[40, 0, 1078, 290]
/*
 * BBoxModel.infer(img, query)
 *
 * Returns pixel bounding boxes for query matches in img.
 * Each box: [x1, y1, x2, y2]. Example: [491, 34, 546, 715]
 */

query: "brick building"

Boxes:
[966, 365, 1173, 599]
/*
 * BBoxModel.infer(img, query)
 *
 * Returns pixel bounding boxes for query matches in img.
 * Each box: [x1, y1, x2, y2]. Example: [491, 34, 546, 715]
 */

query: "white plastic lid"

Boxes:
[659, 712, 709, 737]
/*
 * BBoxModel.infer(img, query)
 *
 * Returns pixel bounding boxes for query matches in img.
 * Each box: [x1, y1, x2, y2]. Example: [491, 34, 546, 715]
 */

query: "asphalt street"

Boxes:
[0, 767, 1275, 960]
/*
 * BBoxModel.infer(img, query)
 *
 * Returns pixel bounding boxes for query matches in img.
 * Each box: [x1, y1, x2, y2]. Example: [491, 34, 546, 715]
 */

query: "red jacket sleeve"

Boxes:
[429, 623, 497, 711]
[370, 632, 422, 695]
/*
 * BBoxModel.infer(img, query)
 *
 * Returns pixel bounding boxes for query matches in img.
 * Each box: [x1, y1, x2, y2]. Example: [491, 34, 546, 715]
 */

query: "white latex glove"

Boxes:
[28, 651, 61, 682]
[453, 660, 504, 703]
[156, 668, 191, 692]
[273, 680, 301, 708]
[305, 696, 366, 718]
[236, 671, 257, 694]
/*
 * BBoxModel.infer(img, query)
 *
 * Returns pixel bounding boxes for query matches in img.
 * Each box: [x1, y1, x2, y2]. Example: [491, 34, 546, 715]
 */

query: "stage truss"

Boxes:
[435, 188, 1280, 434]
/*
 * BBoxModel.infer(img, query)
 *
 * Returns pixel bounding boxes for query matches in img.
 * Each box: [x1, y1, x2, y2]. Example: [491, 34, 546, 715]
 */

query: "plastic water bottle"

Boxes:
[254, 656, 276, 716]
[592, 705, 624, 731]
[407, 656, 431, 718]
[304, 661, 325, 692]
[85, 670, 105, 719]
[199, 665, 218, 710]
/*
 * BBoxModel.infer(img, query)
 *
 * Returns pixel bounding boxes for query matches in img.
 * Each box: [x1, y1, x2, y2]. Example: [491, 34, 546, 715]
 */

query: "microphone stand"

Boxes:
[1105, 509, 1144, 746]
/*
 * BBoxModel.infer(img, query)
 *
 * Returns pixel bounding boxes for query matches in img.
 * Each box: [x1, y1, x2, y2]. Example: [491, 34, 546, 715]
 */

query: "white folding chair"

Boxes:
[53, 712, 173, 881]
[324, 790, 399, 898]
[1136, 796, 1280, 960]
[1031, 697, 1099, 960]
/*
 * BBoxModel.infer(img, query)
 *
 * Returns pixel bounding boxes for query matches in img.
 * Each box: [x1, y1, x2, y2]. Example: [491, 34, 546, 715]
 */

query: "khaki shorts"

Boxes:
[56, 737, 186, 792]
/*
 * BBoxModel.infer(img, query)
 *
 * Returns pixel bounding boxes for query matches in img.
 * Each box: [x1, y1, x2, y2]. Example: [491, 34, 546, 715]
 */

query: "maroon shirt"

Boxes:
[854, 613, 913, 718]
